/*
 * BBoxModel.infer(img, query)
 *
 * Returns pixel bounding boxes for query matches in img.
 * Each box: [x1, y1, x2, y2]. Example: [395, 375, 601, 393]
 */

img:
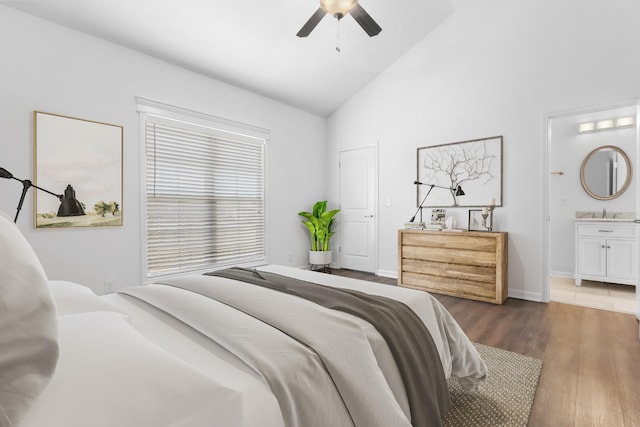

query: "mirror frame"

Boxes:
[580, 144, 632, 200]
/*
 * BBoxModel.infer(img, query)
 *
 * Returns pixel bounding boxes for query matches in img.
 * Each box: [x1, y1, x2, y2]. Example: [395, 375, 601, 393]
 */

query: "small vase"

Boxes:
[445, 216, 457, 230]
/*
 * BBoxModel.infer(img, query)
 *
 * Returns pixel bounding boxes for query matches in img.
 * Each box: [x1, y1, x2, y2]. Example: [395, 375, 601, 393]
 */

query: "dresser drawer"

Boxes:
[576, 224, 635, 239]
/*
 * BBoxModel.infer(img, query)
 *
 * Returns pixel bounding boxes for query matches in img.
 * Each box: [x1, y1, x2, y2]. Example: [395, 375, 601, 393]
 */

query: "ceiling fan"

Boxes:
[297, 0, 382, 38]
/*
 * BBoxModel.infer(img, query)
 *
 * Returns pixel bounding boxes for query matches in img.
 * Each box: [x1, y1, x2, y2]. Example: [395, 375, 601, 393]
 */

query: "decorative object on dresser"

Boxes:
[431, 208, 446, 226]
[398, 229, 508, 304]
[406, 181, 464, 229]
[416, 136, 502, 207]
[467, 209, 484, 231]
[480, 200, 496, 231]
[574, 217, 637, 287]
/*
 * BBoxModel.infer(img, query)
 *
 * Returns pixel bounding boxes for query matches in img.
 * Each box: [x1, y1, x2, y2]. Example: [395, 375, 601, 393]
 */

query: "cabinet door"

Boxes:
[606, 239, 636, 281]
[577, 238, 607, 277]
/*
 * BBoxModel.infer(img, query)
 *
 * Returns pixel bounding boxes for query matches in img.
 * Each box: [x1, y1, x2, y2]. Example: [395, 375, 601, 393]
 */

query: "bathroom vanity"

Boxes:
[574, 214, 637, 287]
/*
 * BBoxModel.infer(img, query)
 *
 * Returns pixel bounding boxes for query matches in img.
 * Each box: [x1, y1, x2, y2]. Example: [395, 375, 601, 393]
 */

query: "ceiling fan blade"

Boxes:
[349, 3, 382, 37]
[297, 7, 327, 37]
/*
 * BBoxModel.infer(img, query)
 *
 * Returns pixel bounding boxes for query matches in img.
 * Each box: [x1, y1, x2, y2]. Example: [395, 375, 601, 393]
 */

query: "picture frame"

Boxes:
[430, 208, 446, 225]
[416, 136, 503, 208]
[34, 111, 123, 228]
[468, 209, 485, 231]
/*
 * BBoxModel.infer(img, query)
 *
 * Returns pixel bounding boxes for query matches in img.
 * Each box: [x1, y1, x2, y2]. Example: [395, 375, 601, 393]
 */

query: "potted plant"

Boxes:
[298, 200, 340, 265]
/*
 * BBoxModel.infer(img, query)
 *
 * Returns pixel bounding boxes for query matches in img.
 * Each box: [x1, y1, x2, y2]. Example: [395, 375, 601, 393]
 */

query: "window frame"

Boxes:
[137, 97, 269, 282]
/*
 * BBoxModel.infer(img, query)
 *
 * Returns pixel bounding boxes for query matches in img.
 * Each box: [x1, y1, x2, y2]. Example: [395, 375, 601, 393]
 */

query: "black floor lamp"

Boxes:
[0, 167, 64, 223]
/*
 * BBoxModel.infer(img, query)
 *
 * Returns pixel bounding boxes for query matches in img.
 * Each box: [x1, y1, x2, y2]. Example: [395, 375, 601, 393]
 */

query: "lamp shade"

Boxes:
[320, 0, 357, 16]
[57, 185, 85, 217]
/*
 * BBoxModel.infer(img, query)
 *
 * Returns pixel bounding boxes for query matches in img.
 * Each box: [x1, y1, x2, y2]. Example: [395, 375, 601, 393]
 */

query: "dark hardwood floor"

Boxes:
[331, 268, 640, 427]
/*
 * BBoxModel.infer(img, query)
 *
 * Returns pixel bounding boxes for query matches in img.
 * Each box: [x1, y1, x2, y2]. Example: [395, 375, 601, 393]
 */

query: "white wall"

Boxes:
[327, 0, 640, 300]
[549, 105, 637, 278]
[0, 6, 327, 293]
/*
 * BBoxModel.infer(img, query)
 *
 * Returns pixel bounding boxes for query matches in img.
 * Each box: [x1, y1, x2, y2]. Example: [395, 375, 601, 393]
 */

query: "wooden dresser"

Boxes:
[398, 229, 508, 304]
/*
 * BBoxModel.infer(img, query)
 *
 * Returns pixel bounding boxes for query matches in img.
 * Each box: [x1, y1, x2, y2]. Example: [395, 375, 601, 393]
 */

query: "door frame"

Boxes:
[543, 98, 640, 307]
[337, 143, 379, 273]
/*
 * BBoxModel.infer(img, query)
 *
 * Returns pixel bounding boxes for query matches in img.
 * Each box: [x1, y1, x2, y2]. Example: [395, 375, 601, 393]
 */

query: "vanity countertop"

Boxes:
[574, 218, 635, 222]
[575, 211, 636, 222]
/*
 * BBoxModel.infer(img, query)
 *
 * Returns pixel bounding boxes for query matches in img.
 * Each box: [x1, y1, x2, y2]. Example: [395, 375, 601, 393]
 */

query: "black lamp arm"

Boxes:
[410, 181, 465, 222]
[409, 184, 435, 223]
[18, 178, 63, 201]
[413, 180, 460, 192]
[1, 167, 63, 223]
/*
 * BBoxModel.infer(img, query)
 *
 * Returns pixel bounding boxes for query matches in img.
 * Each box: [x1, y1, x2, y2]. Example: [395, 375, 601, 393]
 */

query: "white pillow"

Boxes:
[20, 311, 243, 427]
[49, 280, 125, 316]
[0, 212, 58, 427]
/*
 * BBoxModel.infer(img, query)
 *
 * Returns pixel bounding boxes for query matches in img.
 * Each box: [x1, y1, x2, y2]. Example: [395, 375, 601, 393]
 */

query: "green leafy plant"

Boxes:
[298, 200, 340, 252]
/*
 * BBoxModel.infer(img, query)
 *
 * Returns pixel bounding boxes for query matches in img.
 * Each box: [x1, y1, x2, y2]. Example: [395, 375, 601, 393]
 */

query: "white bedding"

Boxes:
[102, 288, 286, 427]
[15, 264, 486, 427]
[110, 265, 486, 427]
[19, 311, 244, 427]
[0, 213, 58, 427]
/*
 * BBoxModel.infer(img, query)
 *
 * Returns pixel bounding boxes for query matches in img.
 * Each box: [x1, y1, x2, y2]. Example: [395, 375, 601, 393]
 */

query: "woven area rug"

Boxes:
[443, 344, 543, 427]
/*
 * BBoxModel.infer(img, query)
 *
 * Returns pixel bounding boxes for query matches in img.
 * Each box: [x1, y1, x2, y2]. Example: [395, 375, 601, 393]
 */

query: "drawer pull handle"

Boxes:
[598, 230, 613, 232]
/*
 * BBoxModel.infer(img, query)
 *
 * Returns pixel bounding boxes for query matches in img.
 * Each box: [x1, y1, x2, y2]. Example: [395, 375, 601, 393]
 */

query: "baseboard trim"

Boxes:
[550, 270, 573, 279]
[376, 269, 397, 279]
[508, 288, 543, 302]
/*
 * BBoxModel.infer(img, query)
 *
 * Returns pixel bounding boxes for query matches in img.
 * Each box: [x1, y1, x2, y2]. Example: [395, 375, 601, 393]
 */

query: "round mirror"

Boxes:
[580, 145, 632, 200]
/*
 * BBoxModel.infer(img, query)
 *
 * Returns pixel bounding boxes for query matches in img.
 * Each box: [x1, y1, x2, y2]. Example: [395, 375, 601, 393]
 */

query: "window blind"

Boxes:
[144, 115, 265, 277]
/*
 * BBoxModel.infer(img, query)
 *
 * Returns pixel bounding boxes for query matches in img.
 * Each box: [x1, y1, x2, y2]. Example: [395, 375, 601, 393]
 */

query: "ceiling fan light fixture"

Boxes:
[320, 0, 357, 17]
[297, 0, 381, 38]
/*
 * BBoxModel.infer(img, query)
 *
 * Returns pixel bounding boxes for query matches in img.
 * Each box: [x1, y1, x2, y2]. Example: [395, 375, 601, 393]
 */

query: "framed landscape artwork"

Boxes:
[34, 111, 123, 228]
[416, 136, 503, 208]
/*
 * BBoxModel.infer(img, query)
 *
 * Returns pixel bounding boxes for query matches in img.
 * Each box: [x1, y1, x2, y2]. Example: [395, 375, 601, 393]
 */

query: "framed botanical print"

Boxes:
[417, 136, 503, 208]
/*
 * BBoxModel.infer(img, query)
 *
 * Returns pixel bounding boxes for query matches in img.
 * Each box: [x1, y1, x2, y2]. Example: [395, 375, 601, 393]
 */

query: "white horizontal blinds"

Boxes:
[145, 117, 265, 277]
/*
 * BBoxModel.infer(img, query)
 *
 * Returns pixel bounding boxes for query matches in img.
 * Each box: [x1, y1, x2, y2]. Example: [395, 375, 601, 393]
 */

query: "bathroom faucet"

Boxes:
[602, 208, 606, 218]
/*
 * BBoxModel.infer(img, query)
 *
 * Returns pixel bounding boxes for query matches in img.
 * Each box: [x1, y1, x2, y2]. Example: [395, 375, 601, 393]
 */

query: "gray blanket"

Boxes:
[205, 267, 451, 427]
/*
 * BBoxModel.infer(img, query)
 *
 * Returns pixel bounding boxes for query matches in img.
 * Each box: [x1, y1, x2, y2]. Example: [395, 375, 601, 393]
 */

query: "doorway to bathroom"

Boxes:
[546, 101, 638, 314]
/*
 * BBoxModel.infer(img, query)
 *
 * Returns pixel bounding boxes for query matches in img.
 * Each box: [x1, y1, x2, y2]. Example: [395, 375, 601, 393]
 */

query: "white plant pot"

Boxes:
[309, 250, 332, 265]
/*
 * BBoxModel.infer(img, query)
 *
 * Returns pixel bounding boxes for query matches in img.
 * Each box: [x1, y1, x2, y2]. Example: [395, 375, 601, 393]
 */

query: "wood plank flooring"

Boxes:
[330, 269, 640, 427]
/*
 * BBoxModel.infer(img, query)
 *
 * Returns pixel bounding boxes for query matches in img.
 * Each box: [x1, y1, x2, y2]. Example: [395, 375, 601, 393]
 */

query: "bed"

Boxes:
[0, 211, 487, 427]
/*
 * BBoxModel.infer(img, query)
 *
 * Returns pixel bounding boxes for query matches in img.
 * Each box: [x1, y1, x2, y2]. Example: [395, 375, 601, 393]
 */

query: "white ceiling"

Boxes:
[3, 0, 458, 117]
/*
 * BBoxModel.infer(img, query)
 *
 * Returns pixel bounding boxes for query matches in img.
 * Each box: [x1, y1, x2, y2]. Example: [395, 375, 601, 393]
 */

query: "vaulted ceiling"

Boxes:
[3, 0, 462, 116]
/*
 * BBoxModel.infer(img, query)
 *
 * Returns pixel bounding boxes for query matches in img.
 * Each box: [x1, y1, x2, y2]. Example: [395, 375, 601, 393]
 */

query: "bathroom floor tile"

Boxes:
[550, 276, 635, 315]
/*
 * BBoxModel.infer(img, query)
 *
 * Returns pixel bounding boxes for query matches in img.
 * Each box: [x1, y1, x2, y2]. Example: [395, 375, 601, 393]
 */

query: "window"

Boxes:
[139, 99, 267, 278]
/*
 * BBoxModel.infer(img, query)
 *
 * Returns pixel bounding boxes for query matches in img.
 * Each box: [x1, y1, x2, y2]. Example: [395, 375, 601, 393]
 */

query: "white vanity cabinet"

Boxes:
[574, 222, 637, 286]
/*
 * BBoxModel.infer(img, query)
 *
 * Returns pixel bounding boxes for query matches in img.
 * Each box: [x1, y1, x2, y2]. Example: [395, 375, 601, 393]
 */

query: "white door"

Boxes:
[339, 146, 377, 272]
